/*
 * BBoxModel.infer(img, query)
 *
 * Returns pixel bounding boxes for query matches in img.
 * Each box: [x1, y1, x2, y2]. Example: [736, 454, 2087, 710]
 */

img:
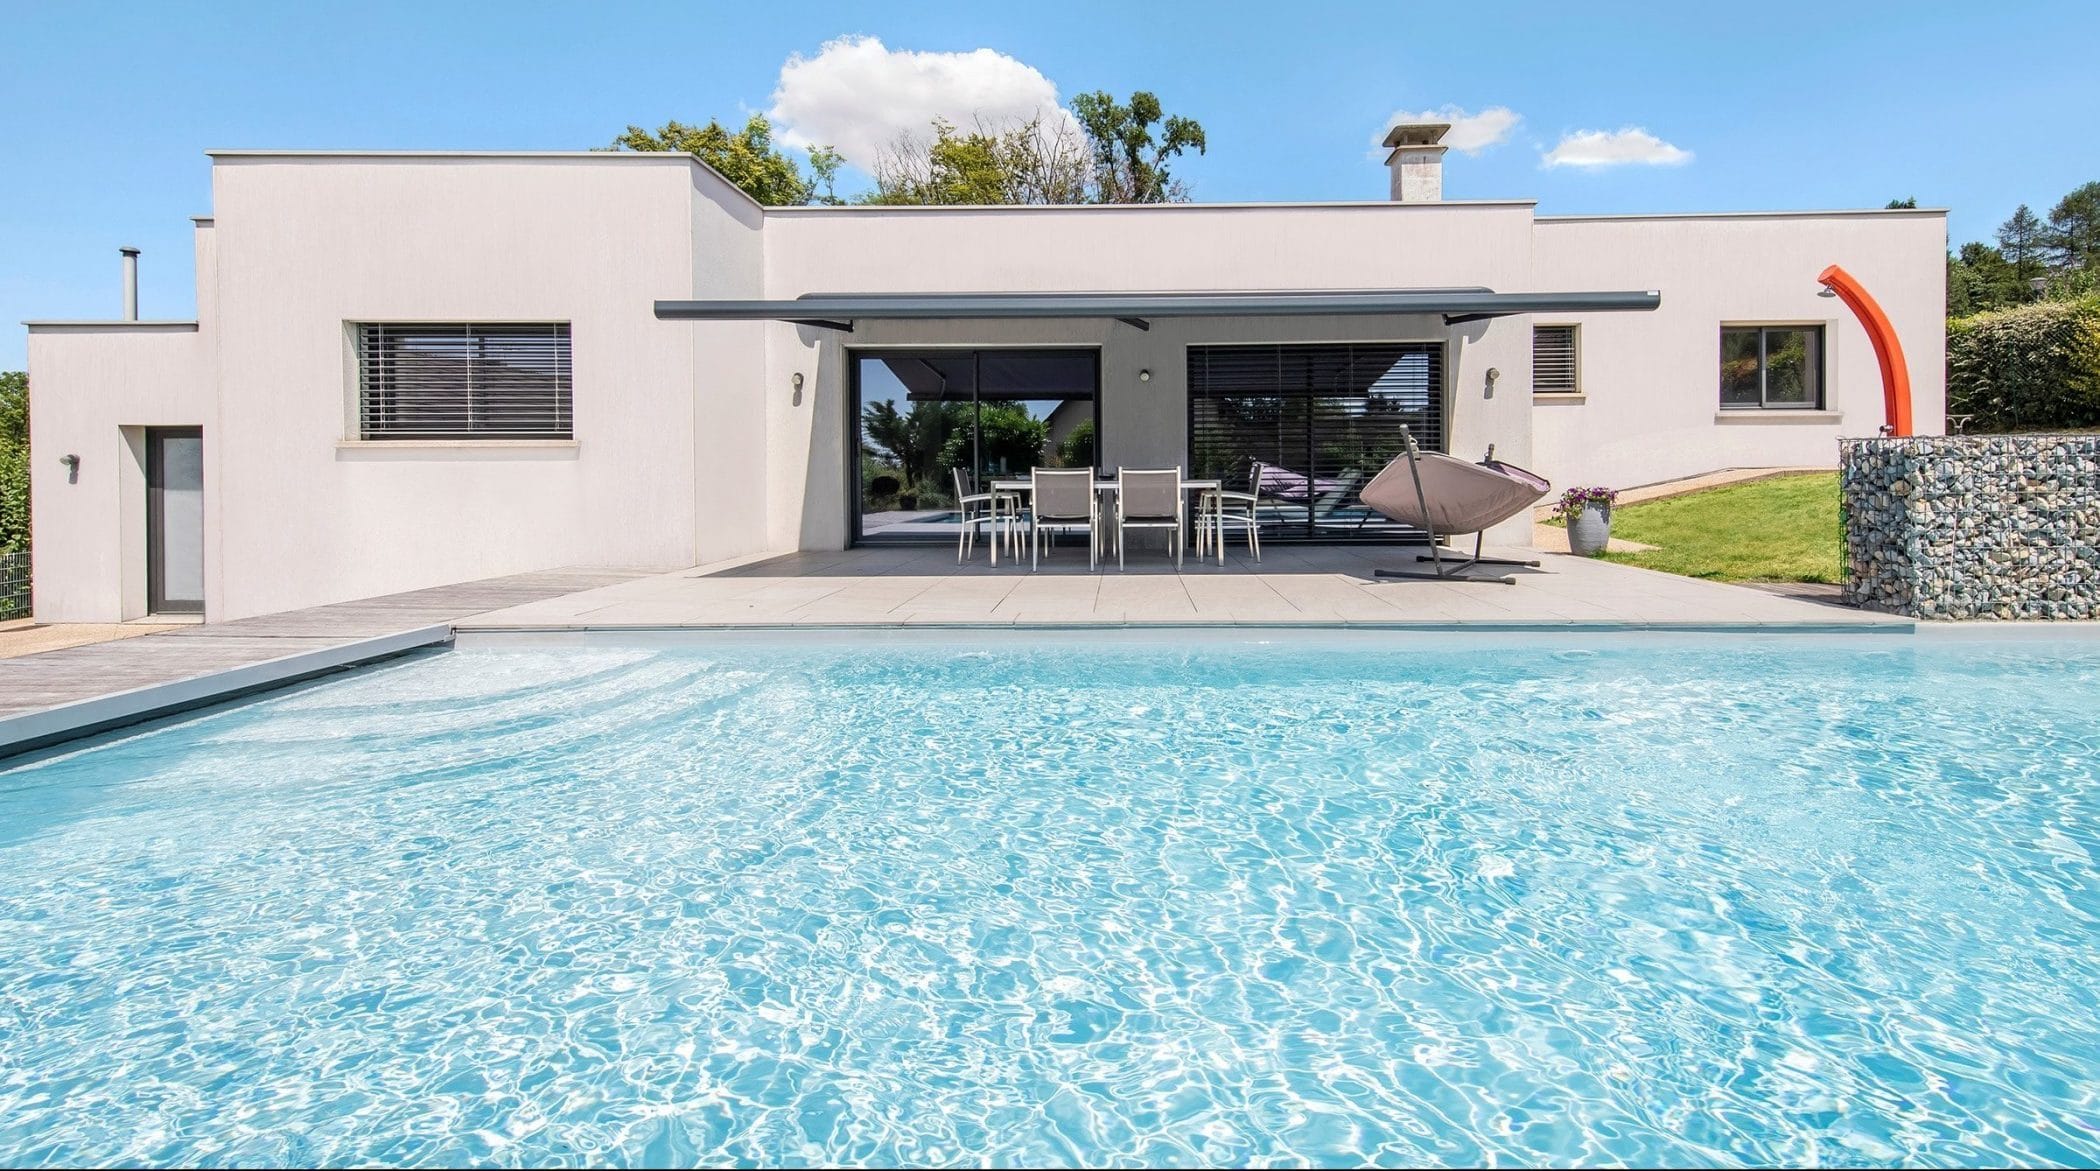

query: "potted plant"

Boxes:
[1558, 486, 1618, 556]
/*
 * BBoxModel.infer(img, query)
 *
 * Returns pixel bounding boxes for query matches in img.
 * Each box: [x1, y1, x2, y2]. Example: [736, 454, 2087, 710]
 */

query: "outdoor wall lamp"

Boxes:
[60, 453, 80, 483]
[1484, 367, 1500, 396]
[1138, 369, 1152, 382]
[791, 372, 804, 406]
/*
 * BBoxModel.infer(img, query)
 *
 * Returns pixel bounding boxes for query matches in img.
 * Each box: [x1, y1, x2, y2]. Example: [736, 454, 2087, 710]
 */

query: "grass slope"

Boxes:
[1596, 472, 1841, 583]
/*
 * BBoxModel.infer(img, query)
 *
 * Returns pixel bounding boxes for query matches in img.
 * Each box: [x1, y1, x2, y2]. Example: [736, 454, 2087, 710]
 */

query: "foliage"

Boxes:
[1947, 296, 2100, 432]
[606, 115, 840, 206]
[1070, 90, 1207, 203]
[865, 115, 1091, 205]
[867, 474, 900, 499]
[0, 371, 25, 554]
[2045, 182, 2100, 274]
[940, 403, 1046, 476]
[860, 400, 961, 490]
[1555, 485, 1616, 522]
[1997, 204, 2048, 286]
[1885, 197, 1917, 209]
[1595, 473, 1842, 584]
[1057, 418, 1097, 469]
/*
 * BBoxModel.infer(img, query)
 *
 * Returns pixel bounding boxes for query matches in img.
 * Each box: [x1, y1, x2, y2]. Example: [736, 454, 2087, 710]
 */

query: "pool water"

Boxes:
[4, 634, 2100, 1167]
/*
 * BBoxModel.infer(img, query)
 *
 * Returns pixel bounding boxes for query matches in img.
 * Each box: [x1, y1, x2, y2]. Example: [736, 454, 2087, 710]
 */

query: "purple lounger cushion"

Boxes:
[1358, 450, 1550, 536]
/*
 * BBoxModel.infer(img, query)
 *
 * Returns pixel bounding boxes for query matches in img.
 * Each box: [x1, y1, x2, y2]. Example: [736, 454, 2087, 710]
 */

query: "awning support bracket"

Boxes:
[788, 318, 855, 332]
[1116, 317, 1152, 331]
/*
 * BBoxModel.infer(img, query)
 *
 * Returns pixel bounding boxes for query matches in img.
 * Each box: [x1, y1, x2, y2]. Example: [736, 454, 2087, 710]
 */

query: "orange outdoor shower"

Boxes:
[1816, 264, 1914, 437]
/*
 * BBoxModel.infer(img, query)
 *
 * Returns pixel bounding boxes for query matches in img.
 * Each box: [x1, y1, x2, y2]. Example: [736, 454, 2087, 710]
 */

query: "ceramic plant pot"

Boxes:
[1567, 503, 1612, 556]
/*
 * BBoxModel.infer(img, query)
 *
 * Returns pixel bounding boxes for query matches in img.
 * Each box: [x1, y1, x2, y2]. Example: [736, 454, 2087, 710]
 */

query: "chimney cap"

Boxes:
[118, 246, 141, 256]
[1382, 121, 1452, 149]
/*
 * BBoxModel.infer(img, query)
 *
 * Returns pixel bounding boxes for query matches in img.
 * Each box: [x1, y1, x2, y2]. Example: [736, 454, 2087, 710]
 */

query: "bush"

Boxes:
[868, 474, 900, 498]
[0, 372, 26, 554]
[1948, 296, 2100, 432]
[1057, 419, 1096, 469]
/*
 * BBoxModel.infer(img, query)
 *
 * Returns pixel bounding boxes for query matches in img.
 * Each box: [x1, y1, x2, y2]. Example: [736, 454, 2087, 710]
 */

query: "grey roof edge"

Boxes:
[205, 148, 768, 214]
[766, 198, 1539, 214]
[25, 320, 200, 331]
[1539, 207, 1949, 222]
[655, 289, 1662, 322]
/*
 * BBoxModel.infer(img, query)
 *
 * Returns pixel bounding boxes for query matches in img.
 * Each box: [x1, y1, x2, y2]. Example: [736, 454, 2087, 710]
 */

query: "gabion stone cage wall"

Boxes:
[1841, 435, 2100, 620]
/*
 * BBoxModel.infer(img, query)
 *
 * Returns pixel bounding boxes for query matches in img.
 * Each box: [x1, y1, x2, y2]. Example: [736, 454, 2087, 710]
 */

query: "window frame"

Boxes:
[1532, 323, 1581, 396]
[351, 321, 575, 442]
[1718, 323, 1826, 411]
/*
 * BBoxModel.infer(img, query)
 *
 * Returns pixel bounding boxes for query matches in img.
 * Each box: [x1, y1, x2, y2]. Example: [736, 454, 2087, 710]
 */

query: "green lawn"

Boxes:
[1586, 472, 1841, 583]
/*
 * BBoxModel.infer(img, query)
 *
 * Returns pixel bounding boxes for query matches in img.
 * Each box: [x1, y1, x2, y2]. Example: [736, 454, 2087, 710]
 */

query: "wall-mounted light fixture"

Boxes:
[1138, 369, 1152, 382]
[1484, 367, 1500, 397]
[60, 453, 80, 483]
[791, 372, 804, 406]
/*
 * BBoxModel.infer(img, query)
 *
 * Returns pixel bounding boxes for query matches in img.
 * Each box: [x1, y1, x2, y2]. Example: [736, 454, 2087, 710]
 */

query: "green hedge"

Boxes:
[1947, 296, 2100, 432]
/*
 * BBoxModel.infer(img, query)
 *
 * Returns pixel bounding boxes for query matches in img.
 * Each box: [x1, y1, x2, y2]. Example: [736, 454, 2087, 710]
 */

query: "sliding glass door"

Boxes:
[851, 349, 1099, 543]
[1187, 342, 1444, 542]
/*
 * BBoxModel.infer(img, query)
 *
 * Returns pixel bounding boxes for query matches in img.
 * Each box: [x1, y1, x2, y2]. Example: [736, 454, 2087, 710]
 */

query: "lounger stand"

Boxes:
[1359, 428, 1550, 585]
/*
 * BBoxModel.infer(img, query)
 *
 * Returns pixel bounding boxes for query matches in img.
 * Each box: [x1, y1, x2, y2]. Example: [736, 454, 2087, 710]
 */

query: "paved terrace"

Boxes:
[460, 545, 1903, 631]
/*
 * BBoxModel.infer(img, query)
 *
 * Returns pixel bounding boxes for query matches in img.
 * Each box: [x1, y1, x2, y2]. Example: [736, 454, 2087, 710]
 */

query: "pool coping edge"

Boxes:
[0, 625, 454, 762]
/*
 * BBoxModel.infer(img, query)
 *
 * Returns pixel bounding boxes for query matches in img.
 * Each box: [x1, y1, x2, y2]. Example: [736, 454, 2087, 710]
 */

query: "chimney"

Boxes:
[119, 247, 140, 321]
[1382, 122, 1450, 202]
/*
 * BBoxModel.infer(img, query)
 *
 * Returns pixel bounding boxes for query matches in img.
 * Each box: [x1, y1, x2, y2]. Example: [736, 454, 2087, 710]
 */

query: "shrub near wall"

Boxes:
[1947, 296, 2100, 432]
[1842, 435, 2100, 620]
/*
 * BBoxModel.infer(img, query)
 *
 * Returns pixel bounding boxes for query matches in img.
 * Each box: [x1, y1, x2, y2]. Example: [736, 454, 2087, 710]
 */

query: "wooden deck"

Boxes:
[0, 569, 654, 719]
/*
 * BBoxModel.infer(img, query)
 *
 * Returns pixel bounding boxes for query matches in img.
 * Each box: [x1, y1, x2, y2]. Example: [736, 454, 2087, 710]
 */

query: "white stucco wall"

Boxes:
[1528, 210, 1947, 491]
[202, 153, 760, 620]
[26, 324, 210, 621]
[762, 202, 1539, 548]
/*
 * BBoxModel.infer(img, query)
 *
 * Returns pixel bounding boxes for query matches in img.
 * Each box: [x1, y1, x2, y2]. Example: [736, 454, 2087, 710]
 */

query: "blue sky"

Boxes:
[5, 0, 2097, 370]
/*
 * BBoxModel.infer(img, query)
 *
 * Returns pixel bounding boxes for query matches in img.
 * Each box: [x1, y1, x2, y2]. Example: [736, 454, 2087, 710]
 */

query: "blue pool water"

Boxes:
[4, 633, 2100, 1167]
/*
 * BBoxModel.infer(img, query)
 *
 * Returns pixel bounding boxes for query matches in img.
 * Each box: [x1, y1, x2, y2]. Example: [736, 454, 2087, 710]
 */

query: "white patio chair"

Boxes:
[1196, 458, 1263, 565]
[1115, 467, 1184, 571]
[1030, 467, 1098, 571]
[951, 467, 1016, 563]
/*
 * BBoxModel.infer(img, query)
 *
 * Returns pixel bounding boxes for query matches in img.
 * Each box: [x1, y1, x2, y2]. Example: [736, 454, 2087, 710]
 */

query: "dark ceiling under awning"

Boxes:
[653, 288, 1661, 331]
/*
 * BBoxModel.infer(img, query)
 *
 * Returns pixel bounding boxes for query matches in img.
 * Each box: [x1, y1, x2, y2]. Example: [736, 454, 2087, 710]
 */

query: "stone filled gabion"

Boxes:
[1840, 435, 2100, 621]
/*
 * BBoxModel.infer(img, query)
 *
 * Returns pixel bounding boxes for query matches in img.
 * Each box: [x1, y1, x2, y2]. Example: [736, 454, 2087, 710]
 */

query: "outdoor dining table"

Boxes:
[986, 477, 1222, 567]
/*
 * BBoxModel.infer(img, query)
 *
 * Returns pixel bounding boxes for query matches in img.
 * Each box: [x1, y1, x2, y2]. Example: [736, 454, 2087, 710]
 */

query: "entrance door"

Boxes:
[850, 349, 1099, 544]
[147, 427, 204, 614]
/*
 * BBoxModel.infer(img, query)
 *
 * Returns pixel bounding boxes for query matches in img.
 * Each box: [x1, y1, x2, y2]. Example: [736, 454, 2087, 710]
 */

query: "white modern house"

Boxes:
[26, 124, 1947, 623]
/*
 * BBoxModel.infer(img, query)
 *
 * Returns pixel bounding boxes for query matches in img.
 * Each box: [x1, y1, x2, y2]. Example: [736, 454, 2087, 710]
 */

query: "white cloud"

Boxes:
[1541, 127, 1693, 169]
[767, 36, 1074, 169]
[1376, 105, 1521, 156]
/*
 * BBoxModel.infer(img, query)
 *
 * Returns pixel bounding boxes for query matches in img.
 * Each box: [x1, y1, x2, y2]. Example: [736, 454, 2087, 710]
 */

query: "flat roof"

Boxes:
[656, 288, 1662, 328]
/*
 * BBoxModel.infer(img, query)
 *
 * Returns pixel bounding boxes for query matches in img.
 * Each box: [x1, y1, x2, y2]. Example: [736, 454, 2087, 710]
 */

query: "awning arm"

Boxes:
[787, 318, 854, 332]
[1116, 317, 1152, 332]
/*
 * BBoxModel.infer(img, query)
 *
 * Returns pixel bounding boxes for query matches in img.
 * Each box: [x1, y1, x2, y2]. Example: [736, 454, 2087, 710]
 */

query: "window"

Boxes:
[355, 323, 572, 440]
[1188, 342, 1443, 542]
[1720, 325, 1823, 410]
[1533, 325, 1579, 394]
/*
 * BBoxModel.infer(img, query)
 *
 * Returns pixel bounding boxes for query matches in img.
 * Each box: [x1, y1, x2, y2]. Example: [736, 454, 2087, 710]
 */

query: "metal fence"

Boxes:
[0, 550, 27, 621]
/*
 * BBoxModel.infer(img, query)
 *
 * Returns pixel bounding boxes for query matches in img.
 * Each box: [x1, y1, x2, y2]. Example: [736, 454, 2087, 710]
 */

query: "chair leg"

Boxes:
[1117, 521, 1125, 572]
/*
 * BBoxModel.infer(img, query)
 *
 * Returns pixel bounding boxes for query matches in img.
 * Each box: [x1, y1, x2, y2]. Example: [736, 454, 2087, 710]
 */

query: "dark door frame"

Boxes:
[146, 426, 205, 615]
[846, 347, 1103, 546]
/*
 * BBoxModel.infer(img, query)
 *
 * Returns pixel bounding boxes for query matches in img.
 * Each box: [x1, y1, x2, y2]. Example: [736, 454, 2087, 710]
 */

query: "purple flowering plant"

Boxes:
[1556, 486, 1617, 522]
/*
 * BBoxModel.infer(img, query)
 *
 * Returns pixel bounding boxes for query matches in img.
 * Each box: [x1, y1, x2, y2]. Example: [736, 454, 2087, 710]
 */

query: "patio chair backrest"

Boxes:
[1245, 459, 1267, 498]
[952, 467, 974, 501]
[1032, 468, 1094, 520]
[1118, 468, 1181, 520]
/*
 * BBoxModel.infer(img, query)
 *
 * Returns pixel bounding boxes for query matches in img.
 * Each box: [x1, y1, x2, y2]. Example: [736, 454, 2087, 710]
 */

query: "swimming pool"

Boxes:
[3, 632, 2097, 1166]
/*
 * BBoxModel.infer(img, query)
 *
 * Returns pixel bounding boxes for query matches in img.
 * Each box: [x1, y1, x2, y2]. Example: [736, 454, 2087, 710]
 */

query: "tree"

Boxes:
[866, 115, 1091, 206]
[2044, 182, 2100, 274]
[860, 400, 960, 491]
[1070, 90, 1207, 203]
[606, 115, 840, 206]
[1885, 197, 1918, 209]
[1954, 241, 2023, 313]
[0, 371, 27, 554]
[1998, 204, 2048, 288]
[939, 403, 1045, 477]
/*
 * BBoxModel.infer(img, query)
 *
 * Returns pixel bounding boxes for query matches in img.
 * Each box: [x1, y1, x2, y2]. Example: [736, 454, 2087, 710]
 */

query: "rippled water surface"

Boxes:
[4, 633, 2100, 1167]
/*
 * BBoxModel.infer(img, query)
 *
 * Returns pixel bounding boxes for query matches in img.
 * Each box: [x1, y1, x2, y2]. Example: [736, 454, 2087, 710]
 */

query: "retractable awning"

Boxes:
[653, 287, 1661, 331]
